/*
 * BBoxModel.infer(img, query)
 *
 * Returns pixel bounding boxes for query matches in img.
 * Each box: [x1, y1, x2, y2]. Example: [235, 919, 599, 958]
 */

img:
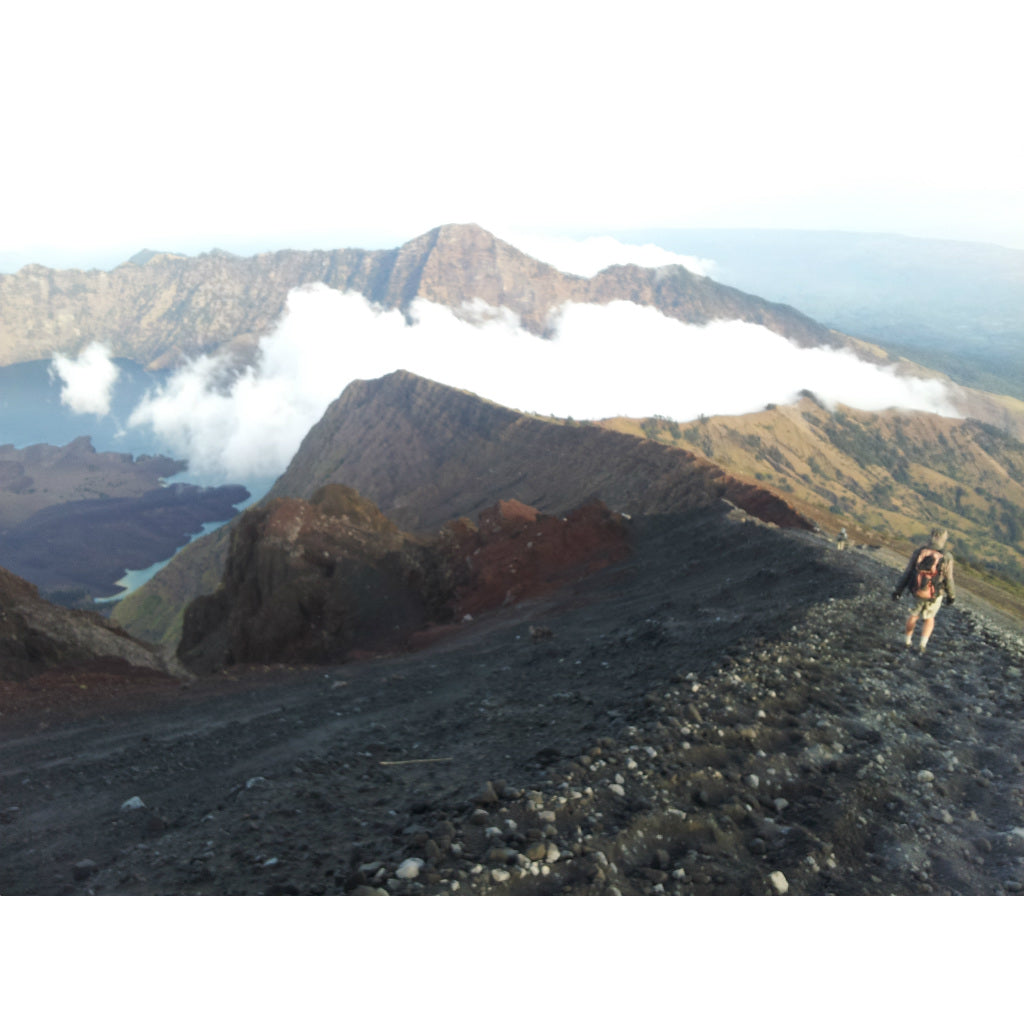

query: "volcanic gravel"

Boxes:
[2, 506, 1022, 896]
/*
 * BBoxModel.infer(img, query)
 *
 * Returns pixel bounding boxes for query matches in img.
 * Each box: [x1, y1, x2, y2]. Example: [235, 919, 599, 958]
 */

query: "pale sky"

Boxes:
[2, 0, 1021, 273]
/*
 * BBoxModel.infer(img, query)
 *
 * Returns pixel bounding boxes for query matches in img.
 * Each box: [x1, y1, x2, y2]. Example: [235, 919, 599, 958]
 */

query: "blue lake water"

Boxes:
[1, 359, 271, 600]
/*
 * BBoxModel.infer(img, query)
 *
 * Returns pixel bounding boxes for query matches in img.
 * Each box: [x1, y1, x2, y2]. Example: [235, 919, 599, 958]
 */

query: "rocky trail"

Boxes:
[1, 507, 1022, 896]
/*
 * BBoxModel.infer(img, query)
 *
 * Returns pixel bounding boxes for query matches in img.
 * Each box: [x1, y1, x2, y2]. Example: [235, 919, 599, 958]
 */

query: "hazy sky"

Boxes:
[3, 0, 1021, 273]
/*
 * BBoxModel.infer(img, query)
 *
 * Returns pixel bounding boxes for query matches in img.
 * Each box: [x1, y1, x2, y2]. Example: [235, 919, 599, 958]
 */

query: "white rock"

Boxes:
[774, 798, 790, 812]
[490, 868, 511, 883]
[609, 783, 626, 797]
[545, 844, 561, 863]
[917, 769, 936, 783]
[396, 857, 425, 880]
[744, 774, 760, 789]
[120, 796, 146, 812]
[770, 870, 789, 895]
[245, 776, 268, 789]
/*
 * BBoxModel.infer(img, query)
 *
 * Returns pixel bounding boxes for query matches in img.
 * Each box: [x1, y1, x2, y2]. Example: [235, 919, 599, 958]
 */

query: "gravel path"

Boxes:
[2, 507, 1022, 895]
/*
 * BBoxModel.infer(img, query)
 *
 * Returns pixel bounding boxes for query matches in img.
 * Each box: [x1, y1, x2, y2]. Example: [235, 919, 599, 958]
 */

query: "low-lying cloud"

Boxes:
[118, 285, 957, 482]
[50, 341, 121, 416]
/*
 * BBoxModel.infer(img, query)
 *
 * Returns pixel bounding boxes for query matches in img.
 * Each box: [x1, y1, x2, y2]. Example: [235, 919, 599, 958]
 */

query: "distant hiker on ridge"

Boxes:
[836, 527, 848, 551]
[892, 527, 956, 654]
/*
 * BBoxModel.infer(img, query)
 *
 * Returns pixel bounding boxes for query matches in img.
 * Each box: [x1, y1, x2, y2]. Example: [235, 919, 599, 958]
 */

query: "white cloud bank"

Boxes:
[119, 285, 957, 483]
[50, 342, 121, 416]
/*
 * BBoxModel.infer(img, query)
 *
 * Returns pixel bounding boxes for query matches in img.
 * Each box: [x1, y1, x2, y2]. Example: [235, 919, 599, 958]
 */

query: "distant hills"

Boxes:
[612, 229, 1024, 400]
[0, 437, 247, 601]
[600, 399, 1024, 613]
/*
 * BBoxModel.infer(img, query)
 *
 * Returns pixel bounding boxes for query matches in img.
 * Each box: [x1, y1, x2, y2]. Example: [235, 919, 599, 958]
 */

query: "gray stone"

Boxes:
[525, 841, 548, 862]
[396, 857, 425, 880]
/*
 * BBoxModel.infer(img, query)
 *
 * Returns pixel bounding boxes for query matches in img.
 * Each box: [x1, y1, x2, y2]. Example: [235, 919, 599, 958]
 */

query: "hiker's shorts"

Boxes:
[911, 594, 944, 619]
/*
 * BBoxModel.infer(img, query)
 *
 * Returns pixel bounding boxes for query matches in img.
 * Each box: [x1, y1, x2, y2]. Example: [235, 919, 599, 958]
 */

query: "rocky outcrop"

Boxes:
[177, 486, 449, 671]
[0, 225, 845, 369]
[0, 565, 168, 685]
[176, 485, 630, 672]
[442, 498, 630, 620]
[116, 372, 814, 646]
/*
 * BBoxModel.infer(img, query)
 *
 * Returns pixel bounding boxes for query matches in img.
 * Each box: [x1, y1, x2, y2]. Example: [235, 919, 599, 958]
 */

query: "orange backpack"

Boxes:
[913, 548, 944, 600]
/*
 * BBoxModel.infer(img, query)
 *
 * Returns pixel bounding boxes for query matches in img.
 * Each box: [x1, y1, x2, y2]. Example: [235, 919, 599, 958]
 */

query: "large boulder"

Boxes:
[177, 485, 630, 672]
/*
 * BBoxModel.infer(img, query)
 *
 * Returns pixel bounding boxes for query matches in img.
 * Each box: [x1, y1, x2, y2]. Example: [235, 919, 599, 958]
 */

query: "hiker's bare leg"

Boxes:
[920, 617, 937, 649]
[904, 614, 919, 644]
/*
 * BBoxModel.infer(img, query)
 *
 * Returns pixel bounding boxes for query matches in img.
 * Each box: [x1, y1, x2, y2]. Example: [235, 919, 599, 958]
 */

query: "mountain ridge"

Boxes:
[112, 370, 815, 647]
[0, 223, 852, 370]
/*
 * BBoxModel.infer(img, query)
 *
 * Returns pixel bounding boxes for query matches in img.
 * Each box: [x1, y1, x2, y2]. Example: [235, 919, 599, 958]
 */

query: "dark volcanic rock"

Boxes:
[177, 486, 631, 672]
[178, 486, 445, 671]
[0, 564, 172, 717]
[443, 498, 631, 619]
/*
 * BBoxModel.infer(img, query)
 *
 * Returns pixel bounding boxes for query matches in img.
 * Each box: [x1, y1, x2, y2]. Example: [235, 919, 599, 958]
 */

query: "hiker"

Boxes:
[892, 528, 956, 653]
[836, 527, 847, 551]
